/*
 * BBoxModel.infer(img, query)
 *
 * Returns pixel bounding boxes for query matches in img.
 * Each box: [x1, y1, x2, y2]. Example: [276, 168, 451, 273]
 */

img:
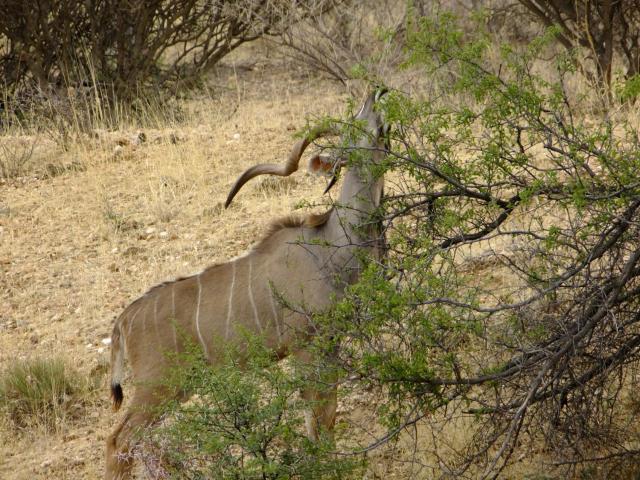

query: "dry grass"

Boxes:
[0, 356, 98, 432]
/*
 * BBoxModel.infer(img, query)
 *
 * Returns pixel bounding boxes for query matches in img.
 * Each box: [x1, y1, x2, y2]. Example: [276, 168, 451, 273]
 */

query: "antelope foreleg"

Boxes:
[295, 349, 338, 442]
[301, 383, 338, 441]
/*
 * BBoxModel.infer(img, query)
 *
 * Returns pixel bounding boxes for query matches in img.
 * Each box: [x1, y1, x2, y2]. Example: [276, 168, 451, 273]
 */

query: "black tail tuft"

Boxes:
[111, 383, 124, 411]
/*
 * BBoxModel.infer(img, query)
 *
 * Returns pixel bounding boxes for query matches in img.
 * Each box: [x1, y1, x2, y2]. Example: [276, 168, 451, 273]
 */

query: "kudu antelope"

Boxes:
[105, 90, 389, 479]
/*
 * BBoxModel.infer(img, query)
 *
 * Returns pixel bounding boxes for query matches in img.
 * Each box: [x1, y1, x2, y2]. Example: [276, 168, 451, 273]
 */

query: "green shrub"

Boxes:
[142, 338, 360, 479]
[304, 8, 640, 476]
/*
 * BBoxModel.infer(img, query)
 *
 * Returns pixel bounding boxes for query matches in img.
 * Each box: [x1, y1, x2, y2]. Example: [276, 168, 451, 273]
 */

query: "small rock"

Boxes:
[40, 459, 52, 469]
[63, 433, 79, 442]
[97, 347, 105, 354]
[145, 226, 156, 235]
[101, 337, 111, 345]
[159, 231, 169, 239]
[159, 175, 178, 188]
[30, 334, 39, 344]
[123, 246, 143, 257]
[131, 132, 146, 145]
[232, 133, 241, 140]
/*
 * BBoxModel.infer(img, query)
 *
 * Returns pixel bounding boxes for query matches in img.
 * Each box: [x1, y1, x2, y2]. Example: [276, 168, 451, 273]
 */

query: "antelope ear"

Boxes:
[308, 154, 333, 176]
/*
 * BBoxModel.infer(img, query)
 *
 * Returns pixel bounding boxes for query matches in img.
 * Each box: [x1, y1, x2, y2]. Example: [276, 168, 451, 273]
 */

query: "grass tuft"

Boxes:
[0, 357, 94, 431]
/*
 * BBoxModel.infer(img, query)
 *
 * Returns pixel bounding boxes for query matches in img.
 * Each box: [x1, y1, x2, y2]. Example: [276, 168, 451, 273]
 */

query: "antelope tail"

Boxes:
[110, 321, 125, 411]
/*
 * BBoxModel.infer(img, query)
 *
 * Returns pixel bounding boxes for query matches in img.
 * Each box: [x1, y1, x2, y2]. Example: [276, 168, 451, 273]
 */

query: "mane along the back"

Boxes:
[256, 209, 333, 251]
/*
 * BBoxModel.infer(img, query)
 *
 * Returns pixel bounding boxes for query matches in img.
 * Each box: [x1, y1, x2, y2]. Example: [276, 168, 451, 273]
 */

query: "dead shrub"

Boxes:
[0, 138, 37, 179]
[0, 1, 339, 101]
[276, 0, 406, 87]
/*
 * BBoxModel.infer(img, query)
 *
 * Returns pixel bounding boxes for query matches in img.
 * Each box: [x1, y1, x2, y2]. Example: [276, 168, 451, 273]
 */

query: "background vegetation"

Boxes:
[2, 1, 640, 479]
[0, 0, 339, 98]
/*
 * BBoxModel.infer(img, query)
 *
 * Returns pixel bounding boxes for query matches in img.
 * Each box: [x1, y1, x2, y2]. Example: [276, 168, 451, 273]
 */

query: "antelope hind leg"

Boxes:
[105, 389, 163, 480]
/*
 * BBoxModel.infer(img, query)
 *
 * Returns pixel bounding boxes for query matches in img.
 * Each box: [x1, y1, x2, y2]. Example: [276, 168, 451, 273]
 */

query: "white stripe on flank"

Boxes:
[140, 302, 147, 337]
[171, 285, 177, 351]
[268, 286, 281, 341]
[153, 296, 160, 343]
[127, 306, 142, 337]
[195, 275, 207, 357]
[225, 262, 236, 339]
[248, 259, 262, 332]
[122, 331, 127, 357]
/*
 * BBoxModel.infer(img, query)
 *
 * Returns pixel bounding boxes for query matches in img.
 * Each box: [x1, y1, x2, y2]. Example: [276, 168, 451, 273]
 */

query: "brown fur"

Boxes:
[105, 215, 341, 480]
[138, 263, 226, 301]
